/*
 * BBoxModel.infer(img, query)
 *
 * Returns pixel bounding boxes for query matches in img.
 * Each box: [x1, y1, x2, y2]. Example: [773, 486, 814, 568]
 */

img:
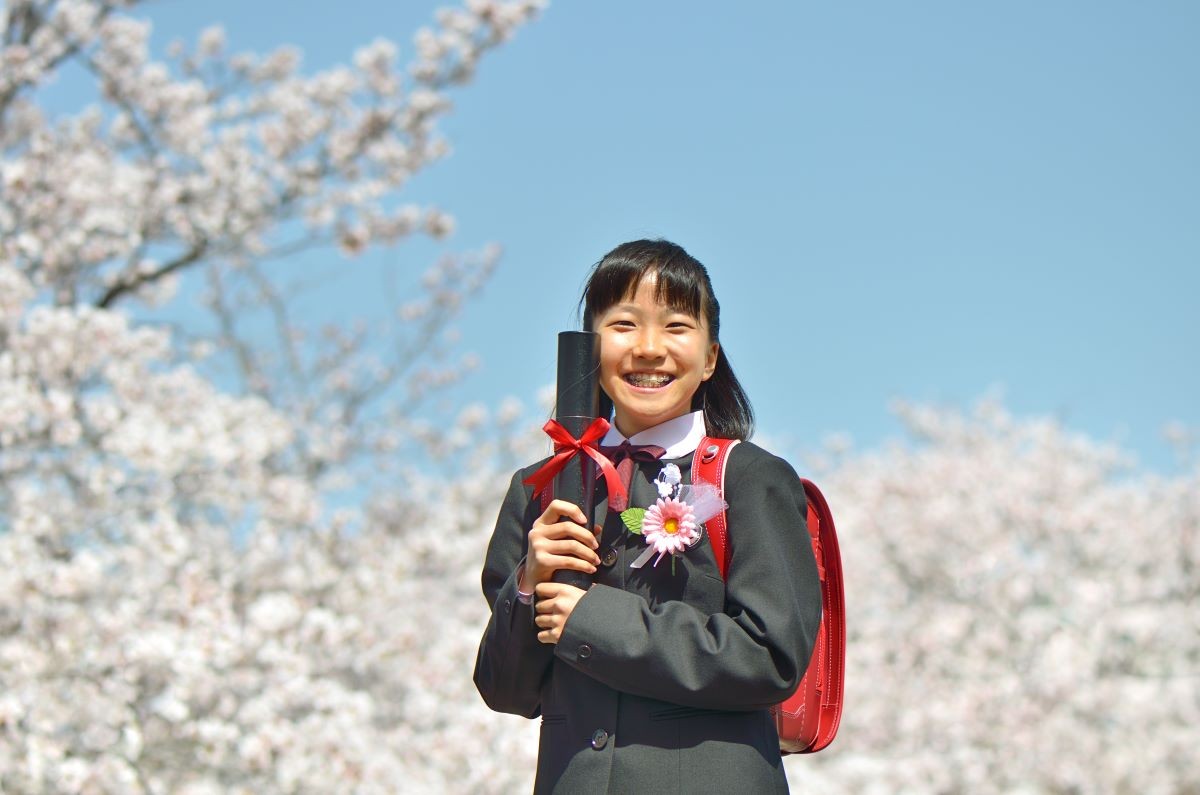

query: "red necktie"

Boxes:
[598, 441, 667, 512]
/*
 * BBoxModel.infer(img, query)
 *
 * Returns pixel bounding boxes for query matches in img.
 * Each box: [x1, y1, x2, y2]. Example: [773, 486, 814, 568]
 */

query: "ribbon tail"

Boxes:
[629, 545, 657, 569]
[582, 445, 626, 507]
[522, 468, 555, 499]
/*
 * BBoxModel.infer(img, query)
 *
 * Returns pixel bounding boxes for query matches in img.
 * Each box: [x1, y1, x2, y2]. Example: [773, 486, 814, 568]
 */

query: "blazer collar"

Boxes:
[600, 411, 707, 459]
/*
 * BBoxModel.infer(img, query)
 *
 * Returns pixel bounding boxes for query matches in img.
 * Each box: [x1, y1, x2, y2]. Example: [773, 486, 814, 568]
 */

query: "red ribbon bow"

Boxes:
[523, 417, 626, 506]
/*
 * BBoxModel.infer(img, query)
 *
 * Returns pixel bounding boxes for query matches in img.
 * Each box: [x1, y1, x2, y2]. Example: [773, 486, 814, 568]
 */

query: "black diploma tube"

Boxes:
[552, 330, 601, 590]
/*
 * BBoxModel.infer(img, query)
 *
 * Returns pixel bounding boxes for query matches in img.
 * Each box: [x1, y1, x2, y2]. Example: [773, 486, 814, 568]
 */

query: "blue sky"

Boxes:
[103, 1, 1200, 470]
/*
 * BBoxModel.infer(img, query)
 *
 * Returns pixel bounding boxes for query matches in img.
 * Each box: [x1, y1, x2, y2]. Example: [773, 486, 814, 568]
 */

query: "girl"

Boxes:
[474, 240, 822, 793]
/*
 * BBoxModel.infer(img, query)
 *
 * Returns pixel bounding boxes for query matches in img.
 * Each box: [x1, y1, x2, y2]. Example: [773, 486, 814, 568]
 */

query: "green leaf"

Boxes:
[620, 507, 646, 535]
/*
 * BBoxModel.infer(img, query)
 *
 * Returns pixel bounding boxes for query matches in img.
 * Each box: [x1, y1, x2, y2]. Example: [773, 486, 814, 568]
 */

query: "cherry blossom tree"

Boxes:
[784, 400, 1199, 794]
[1, 0, 547, 791]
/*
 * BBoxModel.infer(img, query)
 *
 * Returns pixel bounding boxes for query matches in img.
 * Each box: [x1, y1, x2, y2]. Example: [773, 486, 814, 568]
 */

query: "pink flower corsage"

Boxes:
[621, 463, 727, 571]
[640, 496, 700, 567]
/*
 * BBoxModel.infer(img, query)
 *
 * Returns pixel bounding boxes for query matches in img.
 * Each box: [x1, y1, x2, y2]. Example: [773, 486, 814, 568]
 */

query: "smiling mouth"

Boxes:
[624, 373, 674, 388]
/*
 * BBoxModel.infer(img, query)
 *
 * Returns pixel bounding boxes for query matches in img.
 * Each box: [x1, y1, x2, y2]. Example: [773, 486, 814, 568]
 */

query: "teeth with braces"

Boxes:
[625, 373, 672, 387]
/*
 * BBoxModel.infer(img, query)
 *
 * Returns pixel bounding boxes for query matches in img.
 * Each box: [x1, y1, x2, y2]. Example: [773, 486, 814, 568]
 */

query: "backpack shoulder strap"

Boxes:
[692, 436, 739, 579]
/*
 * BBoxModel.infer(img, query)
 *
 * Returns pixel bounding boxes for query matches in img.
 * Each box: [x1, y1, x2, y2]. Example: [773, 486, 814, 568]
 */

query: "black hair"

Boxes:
[579, 239, 755, 440]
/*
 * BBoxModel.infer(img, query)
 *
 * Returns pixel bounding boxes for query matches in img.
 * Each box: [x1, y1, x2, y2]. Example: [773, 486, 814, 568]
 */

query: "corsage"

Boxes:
[619, 463, 727, 572]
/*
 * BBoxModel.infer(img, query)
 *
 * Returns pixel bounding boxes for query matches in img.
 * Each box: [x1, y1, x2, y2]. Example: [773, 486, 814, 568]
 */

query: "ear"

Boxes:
[703, 342, 719, 381]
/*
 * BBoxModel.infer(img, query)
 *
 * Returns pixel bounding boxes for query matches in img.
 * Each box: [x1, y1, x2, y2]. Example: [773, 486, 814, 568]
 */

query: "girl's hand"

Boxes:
[533, 582, 587, 644]
[521, 499, 601, 590]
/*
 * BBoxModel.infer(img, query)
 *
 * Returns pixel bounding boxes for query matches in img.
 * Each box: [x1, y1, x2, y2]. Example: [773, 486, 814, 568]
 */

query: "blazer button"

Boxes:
[590, 729, 609, 750]
[600, 547, 618, 567]
[503, 599, 512, 614]
[577, 644, 592, 659]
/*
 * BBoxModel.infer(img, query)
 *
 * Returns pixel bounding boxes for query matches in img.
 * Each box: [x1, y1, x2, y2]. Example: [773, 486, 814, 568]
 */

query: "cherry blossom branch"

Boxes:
[97, 241, 209, 308]
[0, 1, 126, 114]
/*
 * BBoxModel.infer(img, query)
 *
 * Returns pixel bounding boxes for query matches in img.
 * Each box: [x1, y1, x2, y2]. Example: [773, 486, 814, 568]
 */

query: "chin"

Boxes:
[617, 404, 690, 434]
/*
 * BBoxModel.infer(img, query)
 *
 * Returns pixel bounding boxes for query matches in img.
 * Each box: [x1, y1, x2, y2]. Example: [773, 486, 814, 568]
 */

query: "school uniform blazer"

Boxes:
[473, 440, 823, 794]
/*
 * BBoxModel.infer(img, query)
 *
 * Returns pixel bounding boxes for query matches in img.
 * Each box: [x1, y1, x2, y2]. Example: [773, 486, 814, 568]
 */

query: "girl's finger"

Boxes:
[542, 521, 600, 548]
[540, 539, 601, 565]
[532, 554, 597, 575]
[529, 525, 597, 553]
[541, 499, 587, 526]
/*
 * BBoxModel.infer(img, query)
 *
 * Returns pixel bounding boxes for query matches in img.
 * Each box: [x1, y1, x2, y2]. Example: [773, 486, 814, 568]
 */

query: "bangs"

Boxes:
[582, 241, 709, 330]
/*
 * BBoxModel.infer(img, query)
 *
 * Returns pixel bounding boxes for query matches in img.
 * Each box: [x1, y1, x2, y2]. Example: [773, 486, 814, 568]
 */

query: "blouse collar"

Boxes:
[600, 410, 707, 459]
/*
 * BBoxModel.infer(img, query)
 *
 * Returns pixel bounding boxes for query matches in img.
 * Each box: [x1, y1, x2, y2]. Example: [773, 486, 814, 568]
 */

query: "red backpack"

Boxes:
[694, 437, 845, 754]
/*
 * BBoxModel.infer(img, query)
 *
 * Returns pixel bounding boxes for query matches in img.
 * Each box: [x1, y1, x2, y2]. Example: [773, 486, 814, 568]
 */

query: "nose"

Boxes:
[632, 327, 662, 358]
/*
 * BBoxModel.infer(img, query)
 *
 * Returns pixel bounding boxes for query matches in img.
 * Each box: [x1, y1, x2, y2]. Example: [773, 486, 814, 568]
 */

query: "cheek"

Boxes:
[598, 337, 625, 378]
[685, 344, 714, 377]
[600, 358, 620, 384]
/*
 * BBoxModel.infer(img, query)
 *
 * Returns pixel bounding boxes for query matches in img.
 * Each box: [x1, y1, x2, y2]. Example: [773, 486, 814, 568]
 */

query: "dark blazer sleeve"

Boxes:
[555, 444, 823, 710]
[473, 468, 555, 717]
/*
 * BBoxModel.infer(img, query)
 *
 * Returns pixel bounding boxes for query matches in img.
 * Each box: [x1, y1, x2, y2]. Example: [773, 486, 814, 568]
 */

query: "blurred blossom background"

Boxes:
[0, 0, 1196, 792]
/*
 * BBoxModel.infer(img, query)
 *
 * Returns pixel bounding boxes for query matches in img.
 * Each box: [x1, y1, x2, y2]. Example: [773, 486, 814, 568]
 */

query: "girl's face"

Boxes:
[594, 273, 719, 438]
